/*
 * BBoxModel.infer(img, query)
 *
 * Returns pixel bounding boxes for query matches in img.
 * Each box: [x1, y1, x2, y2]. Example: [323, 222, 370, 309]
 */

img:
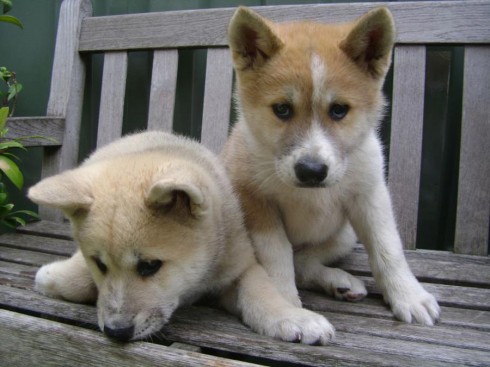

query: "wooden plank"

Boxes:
[0, 233, 75, 257]
[200, 48, 233, 154]
[16, 220, 73, 240]
[147, 49, 178, 131]
[96, 51, 128, 148]
[78, 1, 490, 52]
[388, 46, 426, 250]
[301, 292, 490, 332]
[454, 46, 490, 255]
[336, 247, 490, 287]
[3, 285, 490, 366]
[0, 310, 259, 367]
[0, 246, 65, 267]
[361, 277, 490, 311]
[4, 117, 64, 147]
[41, 0, 92, 222]
[0, 286, 462, 367]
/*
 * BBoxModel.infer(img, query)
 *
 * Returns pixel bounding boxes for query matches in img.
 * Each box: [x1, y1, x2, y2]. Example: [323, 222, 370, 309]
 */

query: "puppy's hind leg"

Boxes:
[221, 263, 335, 345]
[35, 250, 97, 303]
[295, 224, 367, 302]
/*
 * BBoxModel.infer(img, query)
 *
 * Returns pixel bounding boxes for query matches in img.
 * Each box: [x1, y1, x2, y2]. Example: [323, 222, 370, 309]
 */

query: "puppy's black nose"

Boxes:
[104, 324, 135, 342]
[294, 157, 328, 186]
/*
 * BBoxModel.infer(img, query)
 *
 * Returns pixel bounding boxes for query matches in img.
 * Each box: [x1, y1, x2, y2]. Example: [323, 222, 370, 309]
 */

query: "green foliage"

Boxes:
[0, 107, 39, 228]
[0, 2, 38, 230]
[0, 0, 22, 29]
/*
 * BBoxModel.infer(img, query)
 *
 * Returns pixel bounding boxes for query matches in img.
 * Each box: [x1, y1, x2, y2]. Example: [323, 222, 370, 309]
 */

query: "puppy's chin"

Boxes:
[296, 182, 327, 189]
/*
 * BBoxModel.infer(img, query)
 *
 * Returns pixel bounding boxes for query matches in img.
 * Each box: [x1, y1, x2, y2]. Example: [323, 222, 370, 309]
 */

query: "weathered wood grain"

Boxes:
[200, 48, 234, 153]
[336, 246, 490, 287]
[147, 49, 179, 132]
[454, 46, 490, 256]
[16, 220, 72, 240]
[0, 233, 76, 256]
[0, 286, 475, 367]
[41, 0, 92, 222]
[4, 117, 64, 147]
[388, 46, 426, 250]
[0, 246, 65, 267]
[78, 1, 490, 52]
[96, 51, 128, 148]
[0, 309, 260, 367]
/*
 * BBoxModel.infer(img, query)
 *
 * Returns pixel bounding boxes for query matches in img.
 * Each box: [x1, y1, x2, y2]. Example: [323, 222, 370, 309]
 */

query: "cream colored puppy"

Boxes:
[223, 7, 440, 325]
[30, 131, 334, 344]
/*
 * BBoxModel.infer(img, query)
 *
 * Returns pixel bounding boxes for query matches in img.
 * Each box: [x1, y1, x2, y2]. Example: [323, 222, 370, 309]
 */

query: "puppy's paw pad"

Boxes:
[390, 290, 440, 325]
[335, 287, 367, 302]
[324, 270, 367, 302]
[273, 310, 335, 345]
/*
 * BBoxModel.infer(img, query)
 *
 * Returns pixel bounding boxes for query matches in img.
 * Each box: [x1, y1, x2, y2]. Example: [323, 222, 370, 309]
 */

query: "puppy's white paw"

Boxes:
[35, 263, 64, 299]
[264, 308, 335, 345]
[386, 285, 440, 325]
[321, 268, 367, 302]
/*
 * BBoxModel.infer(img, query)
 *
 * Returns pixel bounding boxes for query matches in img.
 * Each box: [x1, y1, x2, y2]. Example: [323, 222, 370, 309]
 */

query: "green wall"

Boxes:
[0, 0, 464, 250]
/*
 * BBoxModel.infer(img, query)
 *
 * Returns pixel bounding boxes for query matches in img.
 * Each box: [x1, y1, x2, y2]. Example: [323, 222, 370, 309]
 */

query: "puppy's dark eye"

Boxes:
[137, 259, 163, 277]
[329, 103, 349, 121]
[92, 256, 108, 275]
[272, 103, 294, 121]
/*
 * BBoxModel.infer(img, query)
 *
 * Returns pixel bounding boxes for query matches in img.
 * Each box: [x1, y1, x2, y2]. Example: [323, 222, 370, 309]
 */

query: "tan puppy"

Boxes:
[29, 131, 334, 344]
[223, 7, 440, 325]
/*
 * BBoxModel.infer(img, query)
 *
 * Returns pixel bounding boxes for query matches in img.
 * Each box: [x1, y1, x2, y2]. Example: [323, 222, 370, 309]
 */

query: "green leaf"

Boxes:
[0, 107, 8, 132]
[0, 202, 14, 216]
[0, 140, 25, 151]
[0, 155, 23, 189]
[1, 0, 13, 14]
[14, 135, 58, 144]
[7, 82, 22, 101]
[10, 209, 39, 219]
[0, 192, 6, 204]
[0, 14, 23, 28]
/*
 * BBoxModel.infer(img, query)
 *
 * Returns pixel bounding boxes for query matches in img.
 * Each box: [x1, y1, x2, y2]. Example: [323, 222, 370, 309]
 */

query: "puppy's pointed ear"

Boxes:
[340, 7, 395, 79]
[228, 6, 284, 70]
[28, 170, 93, 217]
[146, 179, 207, 218]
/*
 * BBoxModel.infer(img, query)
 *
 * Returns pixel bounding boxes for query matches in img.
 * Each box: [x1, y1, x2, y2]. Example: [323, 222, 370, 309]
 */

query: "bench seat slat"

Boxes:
[455, 46, 490, 255]
[0, 309, 258, 367]
[147, 49, 179, 131]
[388, 45, 426, 249]
[96, 51, 128, 147]
[200, 47, 234, 153]
[78, 1, 490, 52]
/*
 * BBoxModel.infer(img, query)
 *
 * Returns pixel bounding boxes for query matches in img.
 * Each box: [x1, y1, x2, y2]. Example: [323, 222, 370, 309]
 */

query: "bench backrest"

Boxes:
[11, 0, 490, 255]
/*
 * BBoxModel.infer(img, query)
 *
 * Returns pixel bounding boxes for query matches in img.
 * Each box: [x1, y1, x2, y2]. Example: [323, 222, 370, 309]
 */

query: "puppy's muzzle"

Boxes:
[104, 323, 135, 342]
[294, 157, 328, 187]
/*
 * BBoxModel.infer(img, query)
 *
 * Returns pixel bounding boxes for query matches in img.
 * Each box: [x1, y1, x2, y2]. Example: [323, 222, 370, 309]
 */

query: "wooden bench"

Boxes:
[1, 0, 489, 365]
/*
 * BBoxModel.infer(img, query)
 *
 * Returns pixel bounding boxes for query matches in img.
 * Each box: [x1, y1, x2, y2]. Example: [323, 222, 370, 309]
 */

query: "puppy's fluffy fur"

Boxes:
[30, 131, 334, 344]
[223, 7, 440, 327]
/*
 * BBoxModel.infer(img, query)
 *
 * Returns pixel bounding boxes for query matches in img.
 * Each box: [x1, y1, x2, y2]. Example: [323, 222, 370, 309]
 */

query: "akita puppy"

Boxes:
[223, 7, 440, 326]
[29, 131, 334, 344]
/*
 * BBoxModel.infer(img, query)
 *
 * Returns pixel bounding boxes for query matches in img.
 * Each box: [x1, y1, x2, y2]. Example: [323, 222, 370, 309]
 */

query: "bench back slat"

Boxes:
[96, 51, 128, 148]
[39, 0, 92, 222]
[147, 49, 179, 132]
[200, 48, 234, 154]
[454, 46, 490, 255]
[388, 45, 427, 250]
[78, 1, 490, 52]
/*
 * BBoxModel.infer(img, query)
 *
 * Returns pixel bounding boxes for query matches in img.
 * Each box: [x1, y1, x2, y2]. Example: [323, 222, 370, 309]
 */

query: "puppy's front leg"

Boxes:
[222, 263, 334, 345]
[35, 250, 97, 303]
[241, 194, 300, 307]
[347, 183, 440, 325]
